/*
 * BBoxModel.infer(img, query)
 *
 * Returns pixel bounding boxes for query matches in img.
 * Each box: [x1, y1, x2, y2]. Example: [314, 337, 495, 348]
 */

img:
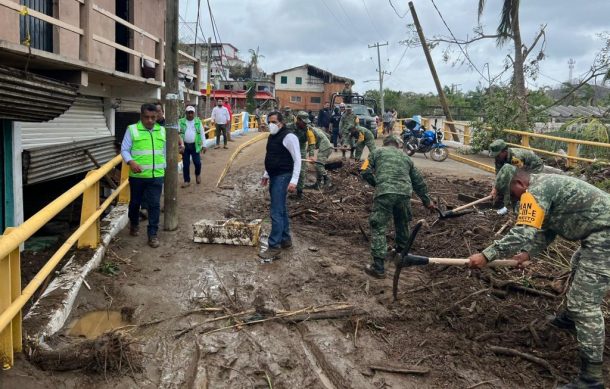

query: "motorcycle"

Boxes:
[401, 119, 448, 162]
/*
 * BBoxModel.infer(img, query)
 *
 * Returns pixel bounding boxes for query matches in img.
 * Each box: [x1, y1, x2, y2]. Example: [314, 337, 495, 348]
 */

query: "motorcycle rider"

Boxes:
[403, 115, 424, 150]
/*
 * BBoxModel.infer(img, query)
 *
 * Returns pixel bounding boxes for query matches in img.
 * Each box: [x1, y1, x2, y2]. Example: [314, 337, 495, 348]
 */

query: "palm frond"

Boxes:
[477, 0, 486, 22]
[496, 0, 518, 46]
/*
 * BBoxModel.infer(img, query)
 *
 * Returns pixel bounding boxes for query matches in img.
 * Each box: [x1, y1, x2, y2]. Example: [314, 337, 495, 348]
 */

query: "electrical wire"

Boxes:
[193, 0, 201, 57]
[320, 0, 351, 38]
[388, 0, 408, 18]
[361, 0, 384, 40]
[206, 0, 226, 80]
[428, 0, 489, 84]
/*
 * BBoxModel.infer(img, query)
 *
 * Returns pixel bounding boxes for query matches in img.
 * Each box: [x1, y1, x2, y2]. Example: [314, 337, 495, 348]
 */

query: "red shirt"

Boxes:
[223, 102, 233, 123]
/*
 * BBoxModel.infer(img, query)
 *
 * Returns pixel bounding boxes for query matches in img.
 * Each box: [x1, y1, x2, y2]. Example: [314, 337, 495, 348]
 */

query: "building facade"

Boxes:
[272, 64, 353, 111]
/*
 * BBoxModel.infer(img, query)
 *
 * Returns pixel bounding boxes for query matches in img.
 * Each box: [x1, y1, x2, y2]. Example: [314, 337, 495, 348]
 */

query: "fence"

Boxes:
[0, 156, 130, 369]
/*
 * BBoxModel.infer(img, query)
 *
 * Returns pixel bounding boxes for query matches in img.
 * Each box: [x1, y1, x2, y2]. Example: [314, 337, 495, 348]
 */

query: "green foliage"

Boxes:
[99, 261, 119, 276]
[245, 81, 256, 114]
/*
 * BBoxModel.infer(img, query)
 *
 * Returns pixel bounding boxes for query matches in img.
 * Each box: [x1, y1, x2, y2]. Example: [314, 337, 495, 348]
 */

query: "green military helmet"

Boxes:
[495, 164, 517, 203]
[383, 134, 402, 146]
[296, 111, 311, 124]
[283, 106, 291, 112]
[489, 139, 508, 157]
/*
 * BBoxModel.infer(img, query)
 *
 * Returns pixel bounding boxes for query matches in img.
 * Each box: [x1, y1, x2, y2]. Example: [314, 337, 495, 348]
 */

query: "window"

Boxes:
[290, 96, 302, 103]
[224, 84, 234, 90]
[280, 76, 288, 84]
[310, 97, 321, 104]
[296, 77, 303, 85]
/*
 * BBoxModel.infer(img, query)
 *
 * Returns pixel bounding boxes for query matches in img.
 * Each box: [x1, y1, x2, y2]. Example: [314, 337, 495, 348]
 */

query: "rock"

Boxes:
[308, 246, 319, 252]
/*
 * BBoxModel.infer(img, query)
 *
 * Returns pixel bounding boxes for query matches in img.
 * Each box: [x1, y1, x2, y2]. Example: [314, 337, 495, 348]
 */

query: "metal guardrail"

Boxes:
[0, 155, 130, 369]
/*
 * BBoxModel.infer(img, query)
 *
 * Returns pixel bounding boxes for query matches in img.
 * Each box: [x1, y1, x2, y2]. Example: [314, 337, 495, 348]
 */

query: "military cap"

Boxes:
[495, 164, 517, 202]
[346, 105, 352, 109]
[296, 111, 310, 123]
[283, 106, 291, 111]
[489, 139, 508, 157]
[383, 135, 402, 146]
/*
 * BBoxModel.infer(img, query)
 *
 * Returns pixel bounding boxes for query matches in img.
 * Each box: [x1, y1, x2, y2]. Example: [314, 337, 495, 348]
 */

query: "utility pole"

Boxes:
[204, 37, 212, 118]
[568, 58, 575, 84]
[163, 0, 179, 231]
[369, 41, 389, 114]
[408, 1, 459, 141]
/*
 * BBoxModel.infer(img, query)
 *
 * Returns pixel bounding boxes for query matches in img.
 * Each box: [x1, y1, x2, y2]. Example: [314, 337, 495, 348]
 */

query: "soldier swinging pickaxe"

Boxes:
[392, 218, 526, 300]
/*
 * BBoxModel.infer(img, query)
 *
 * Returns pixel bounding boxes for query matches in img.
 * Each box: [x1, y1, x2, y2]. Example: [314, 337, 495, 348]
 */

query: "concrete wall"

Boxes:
[274, 67, 324, 93]
[132, 0, 165, 67]
[56, 1, 79, 58]
[0, 0, 20, 43]
[275, 90, 324, 112]
[92, 0, 115, 69]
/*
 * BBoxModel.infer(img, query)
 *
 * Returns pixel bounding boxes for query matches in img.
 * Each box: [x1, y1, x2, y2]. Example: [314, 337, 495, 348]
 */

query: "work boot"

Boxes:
[558, 357, 604, 389]
[350, 148, 355, 159]
[323, 175, 332, 188]
[129, 224, 139, 236]
[364, 264, 386, 279]
[258, 247, 281, 260]
[305, 180, 322, 190]
[148, 236, 160, 248]
[281, 240, 293, 249]
[181, 181, 190, 188]
[550, 311, 577, 333]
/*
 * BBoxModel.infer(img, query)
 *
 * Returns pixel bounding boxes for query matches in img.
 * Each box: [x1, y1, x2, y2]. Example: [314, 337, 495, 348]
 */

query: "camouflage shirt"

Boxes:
[495, 147, 544, 174]
[352, 125, 375, 145]
[483, 174, 610, 261]
[308, 126, 332, 156]
[339, 112, 357, 133]
[361, 146, 432, 205]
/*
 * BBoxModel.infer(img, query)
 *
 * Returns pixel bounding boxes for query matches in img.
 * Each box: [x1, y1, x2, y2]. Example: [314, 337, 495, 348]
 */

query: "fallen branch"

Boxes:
[368, 362, 430, 375]
[489, 346, 554, 373]
[289, 208, 318, 218]
[281, 308, 365, 323]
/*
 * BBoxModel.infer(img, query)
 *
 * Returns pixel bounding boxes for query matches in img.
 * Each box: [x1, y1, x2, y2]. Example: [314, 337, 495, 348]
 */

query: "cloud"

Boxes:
[182, 0, 610, 93]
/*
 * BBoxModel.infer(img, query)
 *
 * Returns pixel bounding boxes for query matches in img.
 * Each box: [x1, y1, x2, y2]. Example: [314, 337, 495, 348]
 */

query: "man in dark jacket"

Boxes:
[317, 102, 332, 131]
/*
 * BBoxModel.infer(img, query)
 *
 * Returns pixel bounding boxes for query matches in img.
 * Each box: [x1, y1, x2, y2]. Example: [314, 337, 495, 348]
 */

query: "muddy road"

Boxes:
[2, 133, 605, 389]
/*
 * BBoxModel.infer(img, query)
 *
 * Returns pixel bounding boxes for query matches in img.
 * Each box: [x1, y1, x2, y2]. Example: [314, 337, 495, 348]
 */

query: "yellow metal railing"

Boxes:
[0, 155, 130, 369]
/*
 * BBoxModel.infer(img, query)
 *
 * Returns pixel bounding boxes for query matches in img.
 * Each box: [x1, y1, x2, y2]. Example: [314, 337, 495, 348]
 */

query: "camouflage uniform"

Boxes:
[490, 139, 544, 174]
[293, 112, 316, 194]
[352, 125, 376, 161]
[339, 110, 357, 154]
[495, 164, 517, 208]
[361, 142, 432, 274]
[308, 126, 333, 184]
[482, 174, 610, 370]
[283, 107, 296, 125]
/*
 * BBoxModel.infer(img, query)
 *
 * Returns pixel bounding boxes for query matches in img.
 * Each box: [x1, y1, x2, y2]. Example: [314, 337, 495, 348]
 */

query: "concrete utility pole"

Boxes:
[204, 37, 212, 118]
[163, 0, 179, 231]
[408, 1, 459, 141]
[368, 41, 389, 114]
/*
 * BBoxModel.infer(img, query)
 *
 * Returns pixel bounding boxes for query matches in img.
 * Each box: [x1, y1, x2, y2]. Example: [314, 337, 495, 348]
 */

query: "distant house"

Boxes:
[272, 64, 353, 111]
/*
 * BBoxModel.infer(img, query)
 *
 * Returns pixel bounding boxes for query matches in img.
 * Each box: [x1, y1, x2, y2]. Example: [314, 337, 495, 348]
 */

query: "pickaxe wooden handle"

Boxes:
[411, 256, 524, 267]
[450, 195, 493, 213]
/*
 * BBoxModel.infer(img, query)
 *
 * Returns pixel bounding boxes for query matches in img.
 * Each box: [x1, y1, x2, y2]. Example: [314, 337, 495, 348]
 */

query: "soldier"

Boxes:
[489, 139, 544, 214]
[283, 106, 296, 125]
[469, 170, 610, 389]
[339, 105, 357, 160]
[494, 164, 518, 211]
[305, 126, 333, 189]
[341, 81, 353, 103]
[290, 111, 316, 199]
[361, 135, 435, 279]
[350, 124, 376, 162]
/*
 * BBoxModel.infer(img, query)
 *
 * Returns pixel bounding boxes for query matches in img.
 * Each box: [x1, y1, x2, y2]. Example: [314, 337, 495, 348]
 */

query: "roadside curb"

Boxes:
[447, 152, 495, 173]
[23, 204, 129, 342]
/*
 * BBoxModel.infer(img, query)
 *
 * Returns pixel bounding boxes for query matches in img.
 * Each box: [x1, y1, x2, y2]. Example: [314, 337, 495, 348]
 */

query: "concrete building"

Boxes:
[272, 64, 353, 111]
[0, 0, 199, 233]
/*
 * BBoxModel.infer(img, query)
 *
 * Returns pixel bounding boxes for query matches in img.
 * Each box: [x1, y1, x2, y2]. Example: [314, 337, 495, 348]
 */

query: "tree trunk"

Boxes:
[511, 5, 528, 129]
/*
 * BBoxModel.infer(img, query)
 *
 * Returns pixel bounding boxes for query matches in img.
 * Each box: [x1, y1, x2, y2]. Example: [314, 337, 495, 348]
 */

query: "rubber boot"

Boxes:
[558, 356, 604, 389]
[350, 148, 355, 160]
[323, 175, 331, 188]
[296, 189, 303, 199]
[305, 179, 321, 190]
[550, 311, 577, 333]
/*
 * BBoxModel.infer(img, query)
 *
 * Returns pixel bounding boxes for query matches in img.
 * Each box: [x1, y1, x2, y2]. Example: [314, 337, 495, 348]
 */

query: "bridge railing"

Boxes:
[0, 156, 131, 369]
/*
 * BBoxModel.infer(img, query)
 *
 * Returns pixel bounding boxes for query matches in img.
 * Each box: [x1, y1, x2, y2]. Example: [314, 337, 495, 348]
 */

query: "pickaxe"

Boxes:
[434, 195, 493, 220]
[304, 158, 343, 170]
[392, 218, 525, 300]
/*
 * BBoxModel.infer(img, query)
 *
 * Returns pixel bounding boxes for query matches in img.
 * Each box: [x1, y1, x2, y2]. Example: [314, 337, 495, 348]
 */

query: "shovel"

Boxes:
[304, 158, 344, 170]
[435, 195, 493, 219]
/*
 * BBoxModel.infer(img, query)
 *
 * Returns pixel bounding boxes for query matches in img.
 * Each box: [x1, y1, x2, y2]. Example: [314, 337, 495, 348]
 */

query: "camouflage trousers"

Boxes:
[297, 150, 307, 192]
[315, 147, 332, 180]
[369, 194, 411, 273]
[355, 141, 376, 162]
[341, 128, 355, 149]
[566, 229, 610, 363]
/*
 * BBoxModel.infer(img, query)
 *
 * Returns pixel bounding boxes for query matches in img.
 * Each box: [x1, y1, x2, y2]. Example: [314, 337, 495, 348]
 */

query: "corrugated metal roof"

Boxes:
[19, 96, 111, 149]
[0, 65, 78, 122]
[545, 105, 607, 118]
[22, 137, 117, 185]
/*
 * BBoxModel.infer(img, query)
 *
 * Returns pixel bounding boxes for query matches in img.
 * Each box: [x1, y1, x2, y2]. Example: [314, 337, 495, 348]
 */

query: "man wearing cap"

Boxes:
[339, 105, 357, 160]
[178, 106, 206, 187]
[283, 106, 295, 125]
[305, 125, 333, 189]
[469, 170, 610, 389]
[292, 111, 316, 198]
[211, 99, 230, 149]
[361, 135, 435, 279]
[349, 124, 376, 162]
[489, 139, 543, 175]
[120, 103, 166, 248]
[342, 81, 353, 104]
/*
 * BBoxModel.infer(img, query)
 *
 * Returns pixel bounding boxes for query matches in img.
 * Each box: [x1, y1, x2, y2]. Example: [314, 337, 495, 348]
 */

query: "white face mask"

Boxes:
[268, 123, 280, 135]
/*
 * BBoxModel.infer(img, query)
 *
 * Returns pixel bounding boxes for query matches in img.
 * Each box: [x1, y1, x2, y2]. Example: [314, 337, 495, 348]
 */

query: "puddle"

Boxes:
[66, 310, 129, 339]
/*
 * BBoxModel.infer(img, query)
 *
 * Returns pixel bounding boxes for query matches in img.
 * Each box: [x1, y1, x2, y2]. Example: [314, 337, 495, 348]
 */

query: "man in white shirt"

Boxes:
[211, 99, 230, 149]
[259, 111, 301, 260]
[178, 106, 206, 187]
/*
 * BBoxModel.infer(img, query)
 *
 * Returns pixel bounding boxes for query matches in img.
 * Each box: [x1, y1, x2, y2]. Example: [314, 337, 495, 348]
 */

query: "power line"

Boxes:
[361, 0, 384, 40]
[320, 0, 351, 38]
[390, 44, 409, 75]
[428, 0, 489, 83]
[192, 0, 201, 57]
[387, 0, 408, 18]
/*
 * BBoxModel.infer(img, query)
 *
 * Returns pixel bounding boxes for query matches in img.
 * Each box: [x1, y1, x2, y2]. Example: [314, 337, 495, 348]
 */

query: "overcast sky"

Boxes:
[179, 0, 610, 94]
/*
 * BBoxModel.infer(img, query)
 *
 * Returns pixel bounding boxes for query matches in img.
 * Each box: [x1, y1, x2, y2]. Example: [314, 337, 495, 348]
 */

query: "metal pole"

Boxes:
[408, 1, 459, 141]
[205, 37, 212, 118]
[369, 41, 389, 114]
[163, 0, 179, 231]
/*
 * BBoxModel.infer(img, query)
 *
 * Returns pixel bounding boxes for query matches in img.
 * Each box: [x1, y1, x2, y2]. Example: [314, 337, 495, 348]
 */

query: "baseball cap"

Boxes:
[346, 105, 352, 109]
[296, 111, 310, 123]
[489, 139, 508, 157]
[185, 106, 196, 113]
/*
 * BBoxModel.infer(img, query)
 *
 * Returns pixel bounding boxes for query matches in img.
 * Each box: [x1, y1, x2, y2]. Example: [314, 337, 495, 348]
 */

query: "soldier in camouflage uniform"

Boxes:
[469, 170, 610, 389]
[283, 106, 296, 125]
[306, 126, 333, 189]
[361, 135, 435, 279]
[291, 111, 316, 199]
[495, 164, 517, 209]
[339, 105, 357, 160]
[350, 124, 376, 162]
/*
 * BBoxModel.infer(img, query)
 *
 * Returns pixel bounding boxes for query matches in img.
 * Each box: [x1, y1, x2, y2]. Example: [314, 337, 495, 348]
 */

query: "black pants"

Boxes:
[128, 177, 164, 237]
[216, 124, 227, 146]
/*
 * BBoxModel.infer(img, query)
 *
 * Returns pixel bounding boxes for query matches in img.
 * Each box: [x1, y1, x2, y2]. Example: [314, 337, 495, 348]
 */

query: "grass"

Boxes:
[99, 261, 120, 276]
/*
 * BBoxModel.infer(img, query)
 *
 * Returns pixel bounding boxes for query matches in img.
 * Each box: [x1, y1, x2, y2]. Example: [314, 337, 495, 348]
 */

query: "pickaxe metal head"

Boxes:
[392, 219, 425, 300]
